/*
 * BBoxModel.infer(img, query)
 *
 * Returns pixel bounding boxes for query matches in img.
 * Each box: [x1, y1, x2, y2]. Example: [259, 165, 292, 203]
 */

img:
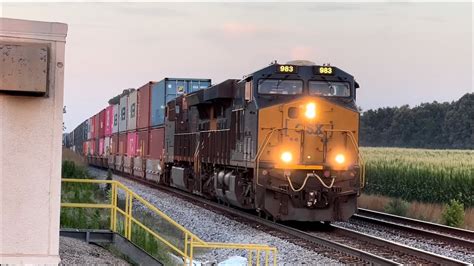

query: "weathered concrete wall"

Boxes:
[0, 18, 67, 264]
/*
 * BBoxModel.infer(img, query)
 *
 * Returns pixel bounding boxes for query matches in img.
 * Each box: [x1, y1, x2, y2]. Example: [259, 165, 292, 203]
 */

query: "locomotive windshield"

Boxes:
[309, 81, 350, 97]
[258, 79, 303, 95]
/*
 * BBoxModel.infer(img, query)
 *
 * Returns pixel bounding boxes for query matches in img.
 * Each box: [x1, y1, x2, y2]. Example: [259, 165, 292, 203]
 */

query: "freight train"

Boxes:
[65, 61, 365, 222]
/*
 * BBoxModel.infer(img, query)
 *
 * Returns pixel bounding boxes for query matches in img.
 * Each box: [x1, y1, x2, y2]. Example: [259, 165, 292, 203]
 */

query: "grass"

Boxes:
[361, 147, 474, 207]
[358, 194, 474, 230]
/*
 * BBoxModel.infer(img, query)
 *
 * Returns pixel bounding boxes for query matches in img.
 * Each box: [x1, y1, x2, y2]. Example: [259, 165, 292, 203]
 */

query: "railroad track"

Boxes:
[112, 171, 468, 265]
[354, 208, 474, 249]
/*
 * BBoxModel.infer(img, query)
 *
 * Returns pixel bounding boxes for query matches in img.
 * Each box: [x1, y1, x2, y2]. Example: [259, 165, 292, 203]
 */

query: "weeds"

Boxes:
[442, 199, 465, 227]
[384, 198, 410, 216]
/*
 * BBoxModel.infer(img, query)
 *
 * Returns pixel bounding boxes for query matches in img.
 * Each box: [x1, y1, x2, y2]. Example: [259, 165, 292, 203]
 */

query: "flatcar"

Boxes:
[67, 60, 364, 222]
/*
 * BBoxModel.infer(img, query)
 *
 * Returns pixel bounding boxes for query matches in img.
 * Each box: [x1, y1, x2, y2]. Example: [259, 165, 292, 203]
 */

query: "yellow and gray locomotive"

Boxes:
[164, 60, 364, 222]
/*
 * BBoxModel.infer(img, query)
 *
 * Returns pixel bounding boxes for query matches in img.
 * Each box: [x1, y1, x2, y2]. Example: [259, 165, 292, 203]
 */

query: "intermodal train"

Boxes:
[64, 60, 365, 222]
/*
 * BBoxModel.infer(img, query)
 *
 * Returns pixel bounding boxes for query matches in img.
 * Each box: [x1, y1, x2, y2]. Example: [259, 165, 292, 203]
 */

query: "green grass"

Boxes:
[361, 147, 474, 207]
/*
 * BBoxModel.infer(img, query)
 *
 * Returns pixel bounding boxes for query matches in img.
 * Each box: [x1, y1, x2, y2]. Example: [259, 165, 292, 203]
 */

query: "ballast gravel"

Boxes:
[59, 236, 130, 265]
[334, 220, 474, 264]
[88, 168, 338, 265]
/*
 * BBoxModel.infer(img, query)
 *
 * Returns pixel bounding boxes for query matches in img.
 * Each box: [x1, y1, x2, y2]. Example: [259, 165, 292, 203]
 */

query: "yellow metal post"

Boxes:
[128, 194, 133, 240]
[273, 250, 277, 266]
[109, 182, 116, 231]
[125, 192, 129, 239]
[184, 233, 188, 259]
[189, 237, 194, 266]
[248, 250, 253, 266]
[113, 182, 117, 232]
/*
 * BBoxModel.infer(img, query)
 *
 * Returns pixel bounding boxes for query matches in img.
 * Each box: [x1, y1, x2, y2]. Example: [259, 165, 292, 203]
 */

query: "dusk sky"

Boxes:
[1, 2, 472, 131]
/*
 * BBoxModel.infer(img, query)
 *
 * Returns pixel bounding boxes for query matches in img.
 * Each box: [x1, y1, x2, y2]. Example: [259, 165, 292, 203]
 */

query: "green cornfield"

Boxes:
[361, 147, 474, 207]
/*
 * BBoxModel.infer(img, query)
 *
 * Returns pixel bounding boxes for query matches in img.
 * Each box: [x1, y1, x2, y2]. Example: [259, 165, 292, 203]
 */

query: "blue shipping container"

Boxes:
[150, 78, 211, 127]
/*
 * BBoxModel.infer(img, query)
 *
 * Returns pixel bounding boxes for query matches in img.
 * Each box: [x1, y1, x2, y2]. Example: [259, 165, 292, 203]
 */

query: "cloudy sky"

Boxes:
[1, 2, 472, 130]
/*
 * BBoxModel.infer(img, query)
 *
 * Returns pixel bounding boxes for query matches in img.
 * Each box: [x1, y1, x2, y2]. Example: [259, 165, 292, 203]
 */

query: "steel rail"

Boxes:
[328, 225, 468, 265]
[356, 208, 474, 243]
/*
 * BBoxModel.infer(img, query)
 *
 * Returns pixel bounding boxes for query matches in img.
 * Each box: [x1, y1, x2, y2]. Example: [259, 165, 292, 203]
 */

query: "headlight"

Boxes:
[280, 152, 293, 163]
[305, 102, 316, 119]
[335, 154, 345, 164]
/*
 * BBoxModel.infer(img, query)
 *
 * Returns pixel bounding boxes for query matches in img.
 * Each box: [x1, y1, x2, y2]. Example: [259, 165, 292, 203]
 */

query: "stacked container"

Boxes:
[74, 78, 211, 179]
[111, 104, 119, 168]
[134, 82, 153, 177]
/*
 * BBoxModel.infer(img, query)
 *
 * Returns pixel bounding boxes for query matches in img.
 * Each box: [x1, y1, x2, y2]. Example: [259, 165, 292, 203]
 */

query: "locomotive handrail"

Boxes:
[61, 178, 277, 266]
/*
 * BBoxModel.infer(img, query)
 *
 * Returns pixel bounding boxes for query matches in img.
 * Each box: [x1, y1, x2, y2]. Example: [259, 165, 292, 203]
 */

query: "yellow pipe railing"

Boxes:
[61, 178, 277, 265]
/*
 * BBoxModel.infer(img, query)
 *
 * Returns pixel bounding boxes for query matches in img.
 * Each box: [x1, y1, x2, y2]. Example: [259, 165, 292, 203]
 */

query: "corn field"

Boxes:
[361, 147, 474, 207]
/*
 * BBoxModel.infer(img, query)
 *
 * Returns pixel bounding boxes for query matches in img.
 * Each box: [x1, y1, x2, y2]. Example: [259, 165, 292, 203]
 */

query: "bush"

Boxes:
[62, 160, 89, 178]
[384, 198, 409, 216]
[442, 199, 465, 227]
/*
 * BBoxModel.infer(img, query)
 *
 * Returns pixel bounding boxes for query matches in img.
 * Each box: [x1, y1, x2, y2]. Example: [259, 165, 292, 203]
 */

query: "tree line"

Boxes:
[360, 93, 473, 149]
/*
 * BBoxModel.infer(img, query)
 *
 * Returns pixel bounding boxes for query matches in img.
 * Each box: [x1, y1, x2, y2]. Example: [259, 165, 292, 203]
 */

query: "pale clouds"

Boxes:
[1, 2, 471, 130]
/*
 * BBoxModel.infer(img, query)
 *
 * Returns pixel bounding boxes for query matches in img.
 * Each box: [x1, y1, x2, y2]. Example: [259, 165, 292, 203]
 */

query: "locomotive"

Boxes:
[70, 60, 364, 222]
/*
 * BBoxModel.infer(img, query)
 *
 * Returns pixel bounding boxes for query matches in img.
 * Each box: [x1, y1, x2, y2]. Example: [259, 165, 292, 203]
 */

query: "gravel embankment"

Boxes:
[59, 236, 130, 265]
[334, 220, 474, 264]
[88, 167, 338, 265]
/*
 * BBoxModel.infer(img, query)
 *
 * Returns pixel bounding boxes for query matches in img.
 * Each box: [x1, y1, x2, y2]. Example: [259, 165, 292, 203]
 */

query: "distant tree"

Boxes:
[360, 93, 473, 149]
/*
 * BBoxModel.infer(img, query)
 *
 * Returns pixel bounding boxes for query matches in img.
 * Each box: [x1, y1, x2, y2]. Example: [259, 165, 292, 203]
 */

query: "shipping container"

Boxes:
[87, 118, 92, 140]
[105, 105, 113, 136]
[150, 78, 211, 127]
[73, 121, 87, 155]
[90, 139, 96, 156]
[111, 133, 119, 155]
[149, 127, 165, 159]
[94, 113, 100, 139]
[127, 131, 137, 157]
[98, 109, 106, 138]
[83, 141, 88, 156]
[104, 136, 111, 155]
[137, 130, 149, 157]
[118, 133, 127, 155]
[127, 90, 137, 131]
[99, 138, 104, 156]
[112, 104, 119, 134]
[119, 94, 128, 132]
[137, 82, 153, 130]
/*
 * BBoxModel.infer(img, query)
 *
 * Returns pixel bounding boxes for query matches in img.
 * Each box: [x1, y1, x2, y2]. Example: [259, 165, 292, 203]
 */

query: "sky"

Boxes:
[1, 2, 472, 131]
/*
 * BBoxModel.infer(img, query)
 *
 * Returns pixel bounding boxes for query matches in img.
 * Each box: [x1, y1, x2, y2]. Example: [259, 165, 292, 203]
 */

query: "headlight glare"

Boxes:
[281, 152, 293, 163]
[335, 154, 345, 164]
[305, 102, 316, 119]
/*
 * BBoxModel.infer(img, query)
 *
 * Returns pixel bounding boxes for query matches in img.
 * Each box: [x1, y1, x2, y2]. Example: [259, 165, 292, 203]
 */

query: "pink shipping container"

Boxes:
[105, 105, 113, 136]
[83, 141, 88, 156]
[99, 138, 105, 156]
[127, 132, 138, 157]
[137, 130, 149, 157]
[90, 140, 96, 156]
[149, 127, 164, 159]
[98, 109, 106, 138]
[119, 133, 127, 155]
[137, 82, 153, 130]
